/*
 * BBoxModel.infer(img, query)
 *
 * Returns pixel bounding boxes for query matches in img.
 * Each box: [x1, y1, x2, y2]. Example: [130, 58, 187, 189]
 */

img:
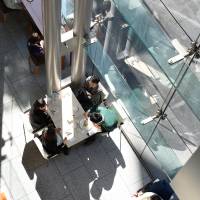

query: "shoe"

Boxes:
[62, 147, 69, 155]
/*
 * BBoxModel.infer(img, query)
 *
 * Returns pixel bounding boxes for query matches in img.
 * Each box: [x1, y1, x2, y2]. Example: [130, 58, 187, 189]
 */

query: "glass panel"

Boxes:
[113, 0, 200, 121]
[167, 92, 200, 153]
[86, 40, 188, 178]
[61, 0, 74, 82]
[87, 40, 158, 142]
[61, 0, 74, 32]
[177, 64, 200, 120]
[148, 123, 183, 178]
[86, 0, 199, 178]
[113, 0, 184, 85]
[62, 0, 74, 17]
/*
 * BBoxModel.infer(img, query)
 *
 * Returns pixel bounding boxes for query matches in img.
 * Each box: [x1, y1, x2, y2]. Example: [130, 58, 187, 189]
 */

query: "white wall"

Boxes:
[171, 147, 200, 200]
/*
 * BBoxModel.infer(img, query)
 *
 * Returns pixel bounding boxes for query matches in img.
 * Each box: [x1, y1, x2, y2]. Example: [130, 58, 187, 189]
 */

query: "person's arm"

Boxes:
[63, 137, 67, 145]
[83, 112, 89, 127]
[83, 112, 89, 120]
[55, 128, 62, 133]
[136, 181, 153, 193]
[132, 192, 158, 200]
[32, 43, 41, 48]
[40, 40, 44, 48]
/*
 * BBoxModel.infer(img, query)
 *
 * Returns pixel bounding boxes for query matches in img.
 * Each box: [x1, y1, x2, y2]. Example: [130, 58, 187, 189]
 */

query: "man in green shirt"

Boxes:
[87, 106, 118, 132]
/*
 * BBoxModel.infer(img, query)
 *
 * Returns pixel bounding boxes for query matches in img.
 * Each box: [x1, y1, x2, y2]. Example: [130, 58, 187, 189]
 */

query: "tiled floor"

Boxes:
[0, 11, 151, 200]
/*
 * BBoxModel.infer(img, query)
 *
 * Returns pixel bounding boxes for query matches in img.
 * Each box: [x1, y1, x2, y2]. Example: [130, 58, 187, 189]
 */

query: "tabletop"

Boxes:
[47, 87, 101, 147]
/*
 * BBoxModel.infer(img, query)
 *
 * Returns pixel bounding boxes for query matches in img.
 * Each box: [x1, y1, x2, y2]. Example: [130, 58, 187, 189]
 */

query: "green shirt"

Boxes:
[95, 106, 118, 132]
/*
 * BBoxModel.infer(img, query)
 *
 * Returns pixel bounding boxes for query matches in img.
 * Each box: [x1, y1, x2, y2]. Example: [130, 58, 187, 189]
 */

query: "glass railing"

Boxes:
[113, 0, 182, 84]
[147, 125, 183, 178]
[86, 39, 184, 178]
[83, 0, 199, 178]
[86, 40, 156, 139]
[177, 67, 200, 118]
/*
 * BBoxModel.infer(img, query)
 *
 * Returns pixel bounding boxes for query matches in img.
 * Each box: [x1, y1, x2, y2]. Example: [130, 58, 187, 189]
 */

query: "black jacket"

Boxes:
[29, 105, 52, 130]
[41, 133, 62, 155]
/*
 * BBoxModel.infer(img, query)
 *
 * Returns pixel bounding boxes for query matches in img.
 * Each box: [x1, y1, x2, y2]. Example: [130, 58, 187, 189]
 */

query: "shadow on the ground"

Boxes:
[22, 134, 127, 200]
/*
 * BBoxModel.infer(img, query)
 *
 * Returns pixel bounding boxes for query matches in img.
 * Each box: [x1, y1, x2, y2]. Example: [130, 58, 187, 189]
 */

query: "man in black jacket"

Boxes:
[77, 75, 104, 111]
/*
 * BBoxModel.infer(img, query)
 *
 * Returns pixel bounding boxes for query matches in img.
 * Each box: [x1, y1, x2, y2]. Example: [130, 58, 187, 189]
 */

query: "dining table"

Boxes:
[47, 86, 101, 147]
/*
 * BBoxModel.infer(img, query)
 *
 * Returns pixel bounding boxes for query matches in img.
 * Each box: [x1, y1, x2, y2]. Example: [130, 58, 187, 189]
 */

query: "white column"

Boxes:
[43, 0, 61, 95]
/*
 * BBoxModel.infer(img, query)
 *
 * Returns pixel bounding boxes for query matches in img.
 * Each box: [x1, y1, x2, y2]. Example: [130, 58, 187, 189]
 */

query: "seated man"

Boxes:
[77, 75, 105, 111]
[29, 98, 53, 130]
[41, 125, 68, 155]
[85, 106, 118, 132]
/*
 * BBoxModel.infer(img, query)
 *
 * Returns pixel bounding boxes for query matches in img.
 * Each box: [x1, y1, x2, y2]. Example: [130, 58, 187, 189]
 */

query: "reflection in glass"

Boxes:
[61, 0, 74, 33]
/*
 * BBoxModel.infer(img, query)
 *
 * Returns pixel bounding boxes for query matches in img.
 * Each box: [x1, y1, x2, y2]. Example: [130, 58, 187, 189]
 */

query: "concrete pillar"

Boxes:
[43, 0, 61, 95]
[71, 0, 93, 88]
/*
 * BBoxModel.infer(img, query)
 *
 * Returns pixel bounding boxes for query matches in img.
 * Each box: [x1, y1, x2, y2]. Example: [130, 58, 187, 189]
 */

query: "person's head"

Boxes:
[89, 112, 103, 125]
[30, 32, 41, 43]
[89, 75, 100, 89]
[34, 98, 47, 112]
